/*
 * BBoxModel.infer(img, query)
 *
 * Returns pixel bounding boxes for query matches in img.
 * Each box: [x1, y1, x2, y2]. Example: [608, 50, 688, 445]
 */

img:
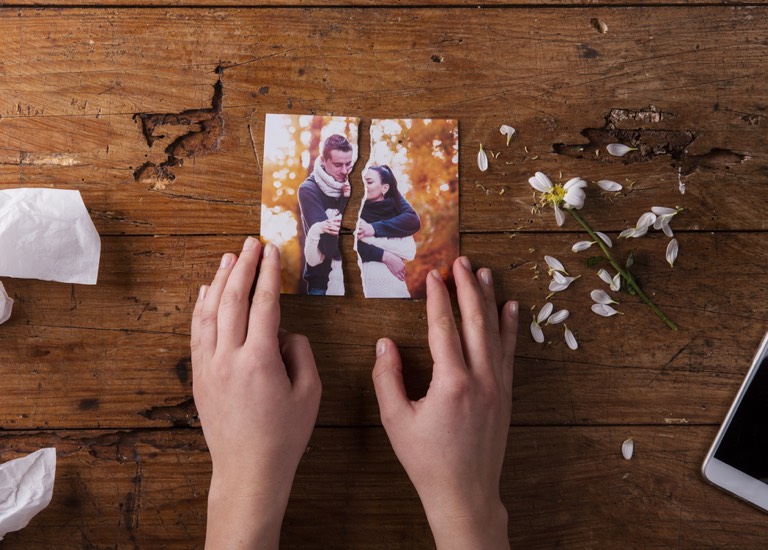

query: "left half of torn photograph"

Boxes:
[260, 114, 360, 295]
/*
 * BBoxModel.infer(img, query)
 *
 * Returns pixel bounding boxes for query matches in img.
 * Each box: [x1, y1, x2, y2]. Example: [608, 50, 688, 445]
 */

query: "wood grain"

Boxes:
[1, 4, 768, 548]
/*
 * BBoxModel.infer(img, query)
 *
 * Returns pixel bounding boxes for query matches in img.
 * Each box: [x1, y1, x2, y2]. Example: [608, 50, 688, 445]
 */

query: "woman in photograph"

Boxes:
[356, 165, 421, 298]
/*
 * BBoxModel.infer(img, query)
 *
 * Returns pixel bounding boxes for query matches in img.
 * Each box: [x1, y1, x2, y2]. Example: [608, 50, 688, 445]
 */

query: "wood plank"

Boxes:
[1, 7, 766, 234]
[1, 426, 767, 548]
[1, 233, 766, 428]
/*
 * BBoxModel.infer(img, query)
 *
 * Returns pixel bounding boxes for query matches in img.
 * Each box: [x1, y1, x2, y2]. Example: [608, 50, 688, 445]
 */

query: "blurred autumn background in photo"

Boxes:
[261, 114, 359, 294]
[367, 118, 459, 298]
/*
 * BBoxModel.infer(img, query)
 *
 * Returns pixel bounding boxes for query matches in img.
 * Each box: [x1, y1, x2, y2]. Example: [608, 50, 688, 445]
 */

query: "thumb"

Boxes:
[372, 338, 410, 425]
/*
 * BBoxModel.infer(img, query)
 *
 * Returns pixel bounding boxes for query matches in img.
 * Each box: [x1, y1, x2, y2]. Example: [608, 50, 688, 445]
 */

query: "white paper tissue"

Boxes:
[0, 448, 56, 541]
[0, 281, 11, 324]
[0, 188, 101, 285]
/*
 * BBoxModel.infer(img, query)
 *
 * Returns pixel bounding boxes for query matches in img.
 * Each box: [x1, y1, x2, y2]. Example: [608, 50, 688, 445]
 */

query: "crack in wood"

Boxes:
[553, 106, 748, 175]
[140, 397, 198, 427]
[132, 79, 224, 190]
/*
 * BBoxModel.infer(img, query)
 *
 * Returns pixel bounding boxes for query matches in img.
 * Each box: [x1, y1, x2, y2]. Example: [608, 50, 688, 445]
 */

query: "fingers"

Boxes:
[499, 301, 519, 392]
[280, 331, 322, 401]
[216, 237, 262, 350]
[190, 284, 208, 370]
[453, 258, 500, 374]
[199, 251, 238, 354]
[426, 269, 466, 376]
[246, 243, 283, 349]
[372, 338, 410, 425]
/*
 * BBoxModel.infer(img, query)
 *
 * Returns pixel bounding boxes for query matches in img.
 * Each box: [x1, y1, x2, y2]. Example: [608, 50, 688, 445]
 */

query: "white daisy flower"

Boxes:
[528, 172, 587, 227]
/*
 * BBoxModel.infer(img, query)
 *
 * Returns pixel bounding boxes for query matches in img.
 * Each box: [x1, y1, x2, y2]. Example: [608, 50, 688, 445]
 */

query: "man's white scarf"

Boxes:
[312, 155, 346, 198]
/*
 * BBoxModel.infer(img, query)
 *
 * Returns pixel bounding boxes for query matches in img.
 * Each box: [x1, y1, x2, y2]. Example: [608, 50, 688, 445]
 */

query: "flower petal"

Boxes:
[622, 438, 634, 460]
[537, 302, 554, 323]
[564, 177, 588, 190]
[590, 289, 616, 305]
[500, 124, 516, 145]
[477, 144, 488, 172]
[530, 321, 545, 343]
[595, 232, 612, 247]
[572, 240, 595, 252]
[529, 171, 553, 192]
[619, 227, 636, 239]
[666, 238, 679, 267]
[597, 179, 622, 192]
[611, 273, 621, 292]
[545, 255, 566, 274]
[597, 269, 613, 286]
[636, 212, 658, 229]
[606, 143, 636, 157]
[548, 281, 570, 292]
[547, 309, 570, 325]
[553, 203, 565, 226]
[564, 326, 578, 350]
[563, 188, 586, 209]
[660, 221, 674, 238]
[651, 206, 677, 217]
[591, 303, 620, 317]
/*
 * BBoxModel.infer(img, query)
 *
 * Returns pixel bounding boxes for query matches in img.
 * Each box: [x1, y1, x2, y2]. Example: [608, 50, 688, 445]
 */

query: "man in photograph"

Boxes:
[298, 134, 354, 295]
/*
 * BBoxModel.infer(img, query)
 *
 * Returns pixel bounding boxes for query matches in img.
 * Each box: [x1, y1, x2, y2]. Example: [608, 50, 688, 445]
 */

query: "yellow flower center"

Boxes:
[541, 184, 565, 206]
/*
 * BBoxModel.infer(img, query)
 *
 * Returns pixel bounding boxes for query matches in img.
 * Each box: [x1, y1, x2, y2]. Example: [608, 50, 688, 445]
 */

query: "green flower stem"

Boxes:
[566, 208, 678, 331]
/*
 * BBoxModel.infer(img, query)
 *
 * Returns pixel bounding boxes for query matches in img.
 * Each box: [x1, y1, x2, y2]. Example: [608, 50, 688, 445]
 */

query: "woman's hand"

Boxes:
[357, 220, 375, 239]
[372, 257, 518, 550]
[191, 238, 322, 549]
[381, 251, 406, 281]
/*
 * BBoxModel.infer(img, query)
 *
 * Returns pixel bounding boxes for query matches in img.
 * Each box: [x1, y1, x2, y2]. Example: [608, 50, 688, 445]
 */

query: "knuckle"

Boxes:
[199, 310, 218, 330]
[252, 287, 278, 307]
[219, 288, 245, 308]
[467, 312, 489, 332]
[433, 312, 456, 333]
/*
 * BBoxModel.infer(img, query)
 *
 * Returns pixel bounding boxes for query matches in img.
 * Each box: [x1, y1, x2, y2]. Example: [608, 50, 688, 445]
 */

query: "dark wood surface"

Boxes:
[1, 4, 767, 548]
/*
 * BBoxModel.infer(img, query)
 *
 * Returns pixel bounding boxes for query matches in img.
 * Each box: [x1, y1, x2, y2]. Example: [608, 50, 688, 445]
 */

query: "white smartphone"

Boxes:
[702, 330, 768, 512]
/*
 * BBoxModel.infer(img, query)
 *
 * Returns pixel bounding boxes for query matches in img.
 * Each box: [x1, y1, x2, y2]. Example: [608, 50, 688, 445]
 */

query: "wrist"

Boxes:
[423, 497, 509, 550]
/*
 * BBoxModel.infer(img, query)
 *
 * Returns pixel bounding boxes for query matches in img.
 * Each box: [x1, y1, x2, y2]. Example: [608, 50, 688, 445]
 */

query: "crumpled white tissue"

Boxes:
[0, 448, 56, 541]
[0, 188, 100, 285]
[0, 281, 11, 324]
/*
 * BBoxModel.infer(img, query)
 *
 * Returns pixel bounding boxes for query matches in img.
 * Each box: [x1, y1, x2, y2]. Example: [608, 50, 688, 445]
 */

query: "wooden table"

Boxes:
[1, 2, 767, 547]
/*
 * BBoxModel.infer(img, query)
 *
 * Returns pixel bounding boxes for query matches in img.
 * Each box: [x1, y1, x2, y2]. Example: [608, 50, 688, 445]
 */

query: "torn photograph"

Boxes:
[355, 119, 459, 299]
[261, 114, 360, 295]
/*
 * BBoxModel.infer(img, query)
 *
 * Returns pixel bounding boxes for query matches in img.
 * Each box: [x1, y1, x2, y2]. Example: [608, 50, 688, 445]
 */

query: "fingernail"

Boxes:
[220, 254, 233, 270]
[508, 301, 519, 318]
[430, 269, 442, 281]
[480, 268, 493, 286]
[242, 236, 256, 252]
[460, 256, 472, 271]
[376, 338, 387, 357]
[264, 243, 274, 258]
[198, 285, 208, 301]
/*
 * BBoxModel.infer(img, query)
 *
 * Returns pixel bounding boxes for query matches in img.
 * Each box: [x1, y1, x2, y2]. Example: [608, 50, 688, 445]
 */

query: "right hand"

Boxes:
[372, 257, 518, 550]
[316, 218, 341, 236]
[381, 251, 406, 281]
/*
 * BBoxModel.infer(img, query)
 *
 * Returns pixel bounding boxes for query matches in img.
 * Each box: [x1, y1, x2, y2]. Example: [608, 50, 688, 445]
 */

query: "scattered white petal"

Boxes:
[591, 303, 620, 317]
[537, 302, 554, 323]
[597, 269, 614, 286]
[500, 124, 516, 146]
[619, 227, 637, 239]
[548, 281, 571, 292]
[553, 203, 565, 226]
[545, 255, 566, 274]
[590, 289, 617, 305]
[622, 438, 634, 460]
[530, 321, 545, 343]
[611, 273, 621, 292]
[636, 212, 657, 229]
[546, 309, 570, 325]
[606, 143, 637, 157]
[572, 240, 595, 252]
[564, 325, 578, 350]
[595, 232, 612, 247]
[477, 144, 488, 172]
[651, 206, 677, 217]
[597, 179, 622, 192]
[666, 238, 679, 267]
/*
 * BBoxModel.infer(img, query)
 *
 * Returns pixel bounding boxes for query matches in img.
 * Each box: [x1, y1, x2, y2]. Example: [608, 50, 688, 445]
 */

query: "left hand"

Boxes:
[357, 220, 375, 239]
[191, 238, 322, 549]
